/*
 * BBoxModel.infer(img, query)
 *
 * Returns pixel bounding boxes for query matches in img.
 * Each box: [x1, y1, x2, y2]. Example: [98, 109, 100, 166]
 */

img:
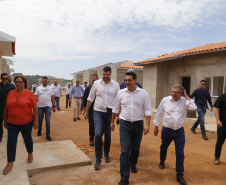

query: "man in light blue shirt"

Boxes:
[70, 80, 84, 122]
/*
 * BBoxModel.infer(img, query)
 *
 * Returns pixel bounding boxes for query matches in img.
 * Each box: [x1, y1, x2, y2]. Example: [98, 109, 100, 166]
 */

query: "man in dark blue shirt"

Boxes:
[190, 80, 213, 140]
[82, 74, 98, 146]
[0, 73, 15, 142]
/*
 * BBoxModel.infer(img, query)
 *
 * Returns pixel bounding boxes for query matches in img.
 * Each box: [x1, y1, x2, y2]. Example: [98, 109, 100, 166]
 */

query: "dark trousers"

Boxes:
[160, 126, 185, 178]
[66, 95, 71, 108]
[93, 109, 112, 160]
[0, 110, 3, 138]
[55, 97, 60, 109]
[38, 107, 52, 137]
[215, 124, 226, 159]
[120, 120, 143, 180]
[7, 121, 33, 162]
[192, 108, 206, 136]
[88, 108, 95, 141]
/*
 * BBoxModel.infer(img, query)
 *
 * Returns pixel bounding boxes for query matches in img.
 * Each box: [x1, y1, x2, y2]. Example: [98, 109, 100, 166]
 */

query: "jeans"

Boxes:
[7, 121, 33, 162]
[38, 107, 52, 137]
[0, 109, 3, 138]
[66, 95, 71, 108]
[215, 123, 226, 158]
[120, 120, 143, 180]
[88, 108, 95, 141]
[160, 126, 185, 178]
[93, 109, 112, 160]
[192, 108, 206, 136]
[55, 97, 60, 109]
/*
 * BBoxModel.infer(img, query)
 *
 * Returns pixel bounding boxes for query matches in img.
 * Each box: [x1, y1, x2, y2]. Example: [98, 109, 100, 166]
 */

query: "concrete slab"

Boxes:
[0, 133, 91, 185]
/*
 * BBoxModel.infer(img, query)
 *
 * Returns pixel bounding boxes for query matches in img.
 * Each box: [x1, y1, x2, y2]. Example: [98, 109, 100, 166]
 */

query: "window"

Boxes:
[213, 77, 224, 96]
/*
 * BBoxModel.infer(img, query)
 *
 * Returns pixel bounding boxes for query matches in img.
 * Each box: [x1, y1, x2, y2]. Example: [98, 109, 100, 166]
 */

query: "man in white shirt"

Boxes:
[154, 85, 197, 185]
[65, 83, 72, 108]
[111, 71, 151, 185]
[35, 76, 56, 141]
[50, 80, 62, 111]
[85, 66, 120, 170]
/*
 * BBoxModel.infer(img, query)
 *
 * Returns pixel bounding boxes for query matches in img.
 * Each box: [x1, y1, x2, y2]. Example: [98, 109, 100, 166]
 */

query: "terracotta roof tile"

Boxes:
[135, 41, 226, 64]
[119, 60, 143, 69]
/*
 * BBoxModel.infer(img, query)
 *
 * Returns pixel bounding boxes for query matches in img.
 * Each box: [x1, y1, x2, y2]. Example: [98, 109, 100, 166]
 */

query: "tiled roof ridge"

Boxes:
[119, 60, 143, 69]
[135, 41, 226, 64]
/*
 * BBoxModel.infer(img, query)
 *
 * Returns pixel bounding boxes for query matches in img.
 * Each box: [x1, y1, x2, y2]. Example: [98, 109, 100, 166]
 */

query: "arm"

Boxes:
[33, 104, 38, 130]
[82, 87, 90, 115]
[207, 91, 213, 112]
[153, 99, 164, 136]
[144, 116, 151, 135]
[51, 95, 57, 112]
[59, 86, 62, 97]
[111, 113, 118, 131]
[143, 91, 152, 135]
[84, 101, 92, 120]
[215, 108, 222, 127]
[3, 106, 8, 129]
[190, 89, 196, 99]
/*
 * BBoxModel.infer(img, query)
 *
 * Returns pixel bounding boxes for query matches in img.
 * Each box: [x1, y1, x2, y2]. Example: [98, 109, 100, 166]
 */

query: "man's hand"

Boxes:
[52, 107, 56, 113]
[143, 125, 150, 135]
[217, 121, 223, 127]
[3, 121, 7, 129]
[60, 94, 62, 97]
[33, 120, 39, 130]
[154, 126, 158, 136]
[110, 121, 115, 131]
[211, 107, 213, 112]
[84, 111, 88, 120]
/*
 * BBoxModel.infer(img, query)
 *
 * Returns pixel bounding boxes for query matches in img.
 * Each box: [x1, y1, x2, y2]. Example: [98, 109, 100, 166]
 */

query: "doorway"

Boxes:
[182, 77, 191, 96]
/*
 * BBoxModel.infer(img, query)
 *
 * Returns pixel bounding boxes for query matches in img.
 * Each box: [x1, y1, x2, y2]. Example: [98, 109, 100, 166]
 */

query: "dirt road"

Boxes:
[29, 93, 226, 185]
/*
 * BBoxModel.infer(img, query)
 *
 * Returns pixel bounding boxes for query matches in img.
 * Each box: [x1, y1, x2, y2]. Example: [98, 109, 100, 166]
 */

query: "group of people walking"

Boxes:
[0, 69, 226, 185]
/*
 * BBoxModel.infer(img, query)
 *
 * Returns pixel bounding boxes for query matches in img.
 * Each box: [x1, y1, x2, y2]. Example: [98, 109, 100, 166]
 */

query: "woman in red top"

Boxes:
[3, 75, 38, 175]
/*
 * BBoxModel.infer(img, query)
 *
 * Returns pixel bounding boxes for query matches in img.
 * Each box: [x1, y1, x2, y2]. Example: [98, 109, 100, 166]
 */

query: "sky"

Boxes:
[1, 0, 226, 80]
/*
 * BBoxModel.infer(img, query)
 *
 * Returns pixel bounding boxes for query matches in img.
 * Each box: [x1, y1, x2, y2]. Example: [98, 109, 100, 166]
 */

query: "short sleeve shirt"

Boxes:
[6, 89, 38, 125]
[214, 93, 226, 123]
[35, 85, 54, 107]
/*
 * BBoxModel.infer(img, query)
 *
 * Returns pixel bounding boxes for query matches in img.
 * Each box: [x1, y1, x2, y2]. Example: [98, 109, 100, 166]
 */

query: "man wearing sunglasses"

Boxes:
[190, 80, 213, 140]
[0, 73, 15, 142]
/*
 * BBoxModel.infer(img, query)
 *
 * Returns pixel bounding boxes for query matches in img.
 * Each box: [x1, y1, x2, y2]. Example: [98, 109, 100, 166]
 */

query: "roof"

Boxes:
[135, 41, 226, 65]
[118, 60, 143, 69]
[0, 31, 16, 56]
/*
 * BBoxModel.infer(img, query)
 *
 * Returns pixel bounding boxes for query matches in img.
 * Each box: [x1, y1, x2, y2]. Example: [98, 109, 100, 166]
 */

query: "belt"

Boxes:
[74, 98, 81, 99]
[122, 119, 142, 124]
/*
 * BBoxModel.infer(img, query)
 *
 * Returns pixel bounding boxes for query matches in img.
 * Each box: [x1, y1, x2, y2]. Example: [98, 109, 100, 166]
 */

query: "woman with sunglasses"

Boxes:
[2, 75, 38, 175]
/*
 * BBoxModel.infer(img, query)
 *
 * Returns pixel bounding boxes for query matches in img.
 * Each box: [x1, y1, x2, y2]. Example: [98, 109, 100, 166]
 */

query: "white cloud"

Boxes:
[0, 0, 226, 78]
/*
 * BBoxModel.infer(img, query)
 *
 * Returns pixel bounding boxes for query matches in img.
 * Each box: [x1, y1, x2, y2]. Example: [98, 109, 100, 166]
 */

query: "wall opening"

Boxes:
[182, 77, 191, 96]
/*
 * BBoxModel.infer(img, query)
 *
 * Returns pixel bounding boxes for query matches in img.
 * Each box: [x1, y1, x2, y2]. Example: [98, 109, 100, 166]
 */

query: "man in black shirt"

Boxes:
[0, 73, 16, 142]
[213, 93, 226, 165]
[190, 80, 213, 140]
[82, 74, 98, 146]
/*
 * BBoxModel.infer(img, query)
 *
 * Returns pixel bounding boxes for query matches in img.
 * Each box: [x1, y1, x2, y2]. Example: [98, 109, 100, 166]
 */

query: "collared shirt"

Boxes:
[190, 87, 213, 110]
[154, 96, 197, 130]
[87, 79, 120, 112]
[0, 82, 16, 110]
[50, 84, 62, 97]
[65, 86, 72, 95]
[70, 85, 84, 99]
[113, 86, 152, 122]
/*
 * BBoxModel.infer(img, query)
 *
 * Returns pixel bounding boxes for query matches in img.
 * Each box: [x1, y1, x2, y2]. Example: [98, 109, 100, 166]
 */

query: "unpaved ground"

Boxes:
[29, 93, 226, 185]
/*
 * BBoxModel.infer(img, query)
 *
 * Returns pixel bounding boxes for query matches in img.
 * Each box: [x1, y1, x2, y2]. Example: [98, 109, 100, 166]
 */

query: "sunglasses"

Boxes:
[2, 78, 8, 80]
[201, 83, 206, 85]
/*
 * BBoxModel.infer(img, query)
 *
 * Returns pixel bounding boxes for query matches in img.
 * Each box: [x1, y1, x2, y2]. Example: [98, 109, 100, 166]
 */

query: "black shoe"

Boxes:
[202, 135, 208, 140]
[177, 177, 187, 185]
[104, 153, 110, 163]
[38, 130, 41, 136]
[130, 165, 137, 173]
[159, 161, 165, 169]
[191, 128, 196, 134]
[118, 179, 129, 185]
[94, 159, 101, 170]
[77, 117, 81, 120]
[90, 140, 94, 146]
[46, 136, 52, 141]
[66, 106, 68, 108]
[74, 118, 76, 122]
